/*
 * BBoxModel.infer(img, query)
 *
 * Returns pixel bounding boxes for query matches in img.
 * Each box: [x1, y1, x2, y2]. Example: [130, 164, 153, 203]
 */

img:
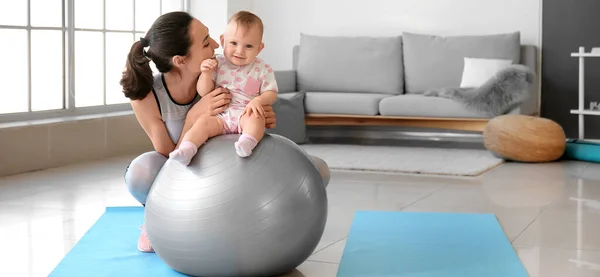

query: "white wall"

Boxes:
[226, 0, 254, 19]
[190, 0, 542, 70]
[189, 0, 228, 55]
[246, 0, 541, 70]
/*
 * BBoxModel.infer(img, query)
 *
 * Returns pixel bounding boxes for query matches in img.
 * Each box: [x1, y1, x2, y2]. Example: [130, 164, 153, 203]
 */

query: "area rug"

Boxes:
[300, 144, 503, 177]
[337, 211, 528, 277]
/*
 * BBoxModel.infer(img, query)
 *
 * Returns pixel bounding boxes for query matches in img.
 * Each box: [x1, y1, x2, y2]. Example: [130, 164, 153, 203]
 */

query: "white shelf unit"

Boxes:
[570, 47, 600, 139]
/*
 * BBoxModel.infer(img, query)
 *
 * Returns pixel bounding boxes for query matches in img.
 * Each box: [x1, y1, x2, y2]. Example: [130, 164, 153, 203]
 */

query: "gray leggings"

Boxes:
[124, 151, 331, 205]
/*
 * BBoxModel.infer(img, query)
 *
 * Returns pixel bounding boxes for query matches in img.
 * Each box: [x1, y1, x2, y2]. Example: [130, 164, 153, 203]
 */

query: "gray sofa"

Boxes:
[273, 31, 538, 120]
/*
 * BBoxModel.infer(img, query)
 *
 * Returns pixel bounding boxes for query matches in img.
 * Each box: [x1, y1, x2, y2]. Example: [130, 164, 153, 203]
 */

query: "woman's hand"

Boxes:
[178, 87, 231, 148]
[193, 87, 232, 118]
[262, 104, 276, 129]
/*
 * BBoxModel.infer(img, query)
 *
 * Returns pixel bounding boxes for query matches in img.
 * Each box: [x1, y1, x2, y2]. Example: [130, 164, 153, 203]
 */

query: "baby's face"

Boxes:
[220, 22, 264, 66]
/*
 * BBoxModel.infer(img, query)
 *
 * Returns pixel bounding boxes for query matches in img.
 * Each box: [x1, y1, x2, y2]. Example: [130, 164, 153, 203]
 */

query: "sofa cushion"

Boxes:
[305, 92, 388, 115]
[402, 32, 521, 94]
[273, 70, 296, 93]
[266, 92, 308, 144]
[379, 94, 490, 118]
[296, 34, 404, 95]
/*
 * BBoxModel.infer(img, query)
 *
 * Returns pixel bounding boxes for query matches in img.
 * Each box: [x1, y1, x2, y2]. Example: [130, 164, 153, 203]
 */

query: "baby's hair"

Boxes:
[228, 10, 264, 37]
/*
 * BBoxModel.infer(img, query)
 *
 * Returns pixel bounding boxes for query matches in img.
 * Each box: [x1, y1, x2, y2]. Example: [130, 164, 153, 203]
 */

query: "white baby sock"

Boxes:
[234, 134, 258, 157]
[169, 141, 198, 165]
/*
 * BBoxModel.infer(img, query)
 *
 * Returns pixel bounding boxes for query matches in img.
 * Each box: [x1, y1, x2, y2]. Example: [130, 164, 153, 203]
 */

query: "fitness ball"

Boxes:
[144, 134, 328, 277]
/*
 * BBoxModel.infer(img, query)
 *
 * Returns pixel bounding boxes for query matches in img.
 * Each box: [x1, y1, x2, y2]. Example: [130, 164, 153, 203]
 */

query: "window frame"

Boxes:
[0, 0, 190, 124]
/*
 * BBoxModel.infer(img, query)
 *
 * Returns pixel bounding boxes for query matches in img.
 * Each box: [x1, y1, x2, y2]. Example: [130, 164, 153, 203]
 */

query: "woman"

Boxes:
[120, 11, 330, 253]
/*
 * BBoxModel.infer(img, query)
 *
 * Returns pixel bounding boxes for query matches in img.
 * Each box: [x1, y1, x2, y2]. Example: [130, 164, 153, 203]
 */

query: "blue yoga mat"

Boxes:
[563, 139, 600, 163]
[337, 211, 529, 277]
[49, 207, 187, 277]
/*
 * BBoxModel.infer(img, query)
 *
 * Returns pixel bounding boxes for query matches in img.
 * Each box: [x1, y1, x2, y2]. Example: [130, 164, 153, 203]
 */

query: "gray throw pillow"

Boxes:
[266, 92, 308, 144]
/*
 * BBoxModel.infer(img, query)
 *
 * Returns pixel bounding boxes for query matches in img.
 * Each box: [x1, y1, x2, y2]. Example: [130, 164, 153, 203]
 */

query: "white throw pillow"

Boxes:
[460, 57, 513, 88]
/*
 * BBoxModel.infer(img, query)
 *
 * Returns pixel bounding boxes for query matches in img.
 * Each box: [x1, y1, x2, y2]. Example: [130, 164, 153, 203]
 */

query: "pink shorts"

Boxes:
[218, 107, 244, 134]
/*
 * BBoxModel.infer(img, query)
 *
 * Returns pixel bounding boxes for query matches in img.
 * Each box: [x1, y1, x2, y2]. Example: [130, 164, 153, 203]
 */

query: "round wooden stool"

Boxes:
[483, 114, 566, 162]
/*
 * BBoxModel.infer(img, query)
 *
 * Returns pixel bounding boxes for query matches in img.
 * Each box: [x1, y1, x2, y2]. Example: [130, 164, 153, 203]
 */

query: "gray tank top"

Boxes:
[151, 73, 200, 144]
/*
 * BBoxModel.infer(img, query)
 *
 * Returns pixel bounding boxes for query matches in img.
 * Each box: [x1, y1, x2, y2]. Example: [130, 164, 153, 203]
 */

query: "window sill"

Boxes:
[0, 110, 134, 129]
[0, 103, 134, 129]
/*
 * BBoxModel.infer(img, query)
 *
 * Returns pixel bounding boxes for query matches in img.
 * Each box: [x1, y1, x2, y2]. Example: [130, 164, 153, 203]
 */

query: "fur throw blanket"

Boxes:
[423, 64, 536, 117]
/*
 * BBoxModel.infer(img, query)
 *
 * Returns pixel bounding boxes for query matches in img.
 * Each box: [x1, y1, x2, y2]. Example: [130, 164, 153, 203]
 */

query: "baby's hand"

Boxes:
[200, 58, 217, 73]
[242, 99, 265, 118]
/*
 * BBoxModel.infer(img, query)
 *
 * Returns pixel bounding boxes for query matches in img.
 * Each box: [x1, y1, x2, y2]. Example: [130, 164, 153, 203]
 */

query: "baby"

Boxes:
[169, 11, 278, 165]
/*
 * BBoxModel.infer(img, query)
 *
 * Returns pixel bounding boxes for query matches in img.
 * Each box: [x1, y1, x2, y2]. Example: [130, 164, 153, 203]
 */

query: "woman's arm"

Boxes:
[130, 92, 175, 157]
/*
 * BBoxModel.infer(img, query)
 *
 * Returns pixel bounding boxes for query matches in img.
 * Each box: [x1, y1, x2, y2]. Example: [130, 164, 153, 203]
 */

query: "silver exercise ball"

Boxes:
[144, 134, 328, 277]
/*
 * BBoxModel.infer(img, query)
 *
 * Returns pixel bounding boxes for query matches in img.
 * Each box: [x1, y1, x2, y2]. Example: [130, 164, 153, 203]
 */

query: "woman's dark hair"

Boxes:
[120, 11, 194, 100]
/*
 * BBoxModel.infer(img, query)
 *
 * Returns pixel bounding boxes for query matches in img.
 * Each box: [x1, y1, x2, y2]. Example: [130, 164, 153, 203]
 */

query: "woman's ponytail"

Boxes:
[119, 11, 193, 100]
[120, 39, 153, 100]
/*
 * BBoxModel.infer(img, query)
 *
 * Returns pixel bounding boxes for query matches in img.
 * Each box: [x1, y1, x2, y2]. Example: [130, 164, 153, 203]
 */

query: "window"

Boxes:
[0, 0, 188, 123]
